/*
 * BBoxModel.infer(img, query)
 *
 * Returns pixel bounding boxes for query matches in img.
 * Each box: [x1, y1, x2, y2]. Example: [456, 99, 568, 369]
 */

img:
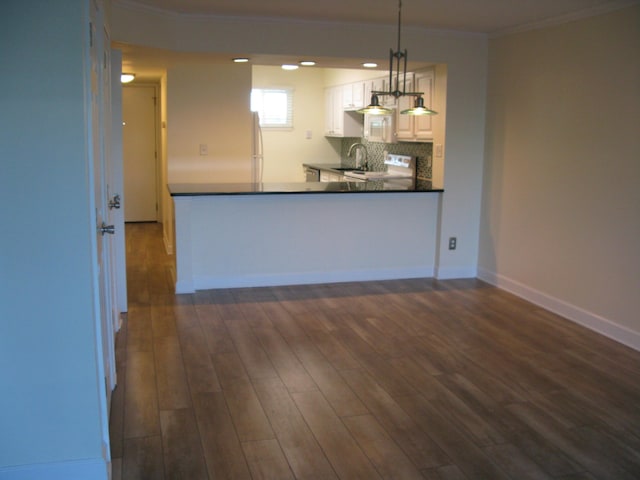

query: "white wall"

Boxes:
[167, 63, 253, 183]
[252, 66, 340, 182]
[0, 0, 108, 477]
[112, 5, 489, 281]
[174, 193, 440, 292]
[479, 6, 640, 349]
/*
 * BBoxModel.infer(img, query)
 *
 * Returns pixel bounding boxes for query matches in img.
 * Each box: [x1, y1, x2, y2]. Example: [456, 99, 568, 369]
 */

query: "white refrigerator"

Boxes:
[251, 111, 264, 183]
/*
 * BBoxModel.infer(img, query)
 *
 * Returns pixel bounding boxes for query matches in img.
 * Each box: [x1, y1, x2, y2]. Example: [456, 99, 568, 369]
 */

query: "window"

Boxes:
[251, 88, 294, 129]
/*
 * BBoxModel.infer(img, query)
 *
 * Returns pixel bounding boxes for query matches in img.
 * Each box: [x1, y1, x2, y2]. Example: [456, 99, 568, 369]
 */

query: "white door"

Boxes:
[123, 85, 158, 222]
[109, 49, 127, 318]
[88, 0, 116, 459]
[89, 14, 117, 407]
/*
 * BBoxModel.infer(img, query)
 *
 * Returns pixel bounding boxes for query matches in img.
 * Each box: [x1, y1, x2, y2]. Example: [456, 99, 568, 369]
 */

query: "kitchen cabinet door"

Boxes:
[325, 86, 363, 138]
[342, 82, 365, 110]
[363, 79, 374, 107]
[371, 76, 396, 107]
[320, 170, 342, 182]
[395, 75, 415, 141]
[414, 69, 435, 141]
[394, 69, 435, 142]
[324, 86, 344, 136]
[352, 82, 365, 109]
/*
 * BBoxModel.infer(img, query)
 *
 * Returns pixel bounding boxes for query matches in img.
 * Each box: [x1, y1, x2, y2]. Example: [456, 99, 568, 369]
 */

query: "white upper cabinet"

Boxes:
[324, 86, 343, 136]
[395, 74, 415, 140]
[395, 69, 435, 142]
[324, 69, 439, 140]
[414, 69, 435, 141]
[375, 76, 397, 107]
[325, 86, 363, 137]
[342, 82, 365, 110]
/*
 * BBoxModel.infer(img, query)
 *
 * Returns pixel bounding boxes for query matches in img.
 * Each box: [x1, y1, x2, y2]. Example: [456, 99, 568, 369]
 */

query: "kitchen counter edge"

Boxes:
[168, 180, 443, 196]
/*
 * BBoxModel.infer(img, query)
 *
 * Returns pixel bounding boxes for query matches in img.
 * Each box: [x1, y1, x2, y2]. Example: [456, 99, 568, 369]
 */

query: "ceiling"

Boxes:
[117, 0, 635, 33]
[114, 0, 637, 80]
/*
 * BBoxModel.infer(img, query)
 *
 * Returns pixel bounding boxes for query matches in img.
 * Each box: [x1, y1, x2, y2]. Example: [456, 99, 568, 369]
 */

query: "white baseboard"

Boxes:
[0, 459, 108, 480]
[435, 266, 478, 280]
[478, 267, 640, 352]
[188, 266, 436, 292]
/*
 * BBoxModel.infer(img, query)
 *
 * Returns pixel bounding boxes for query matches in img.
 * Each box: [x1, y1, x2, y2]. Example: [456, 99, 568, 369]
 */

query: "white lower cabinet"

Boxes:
[320, 170, 342, 182]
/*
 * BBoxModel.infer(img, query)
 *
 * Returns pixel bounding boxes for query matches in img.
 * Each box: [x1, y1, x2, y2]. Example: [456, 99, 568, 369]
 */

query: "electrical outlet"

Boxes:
[448, 237, 457, 250]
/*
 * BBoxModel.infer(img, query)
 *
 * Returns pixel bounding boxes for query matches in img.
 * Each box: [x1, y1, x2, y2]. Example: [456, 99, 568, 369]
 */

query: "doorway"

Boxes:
[123, 84, 159, 222]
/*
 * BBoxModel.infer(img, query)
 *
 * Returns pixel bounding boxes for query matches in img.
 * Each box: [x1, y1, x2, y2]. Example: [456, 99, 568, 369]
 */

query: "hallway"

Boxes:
[109, 223, 640, 479]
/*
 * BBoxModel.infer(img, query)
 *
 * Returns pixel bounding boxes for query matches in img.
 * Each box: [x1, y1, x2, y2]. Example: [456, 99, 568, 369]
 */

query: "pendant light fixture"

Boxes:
[400, 95, 436, 115]
[357, 0, 437, 116]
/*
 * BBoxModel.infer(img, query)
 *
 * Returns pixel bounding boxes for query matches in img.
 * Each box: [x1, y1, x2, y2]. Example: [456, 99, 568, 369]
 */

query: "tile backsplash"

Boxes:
[340, 138, 433, 179]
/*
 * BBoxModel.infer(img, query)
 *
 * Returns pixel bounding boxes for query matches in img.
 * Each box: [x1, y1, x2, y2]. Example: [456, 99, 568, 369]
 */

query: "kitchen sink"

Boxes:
[345, 170, 390, 178]
[331, 167, 364, 171]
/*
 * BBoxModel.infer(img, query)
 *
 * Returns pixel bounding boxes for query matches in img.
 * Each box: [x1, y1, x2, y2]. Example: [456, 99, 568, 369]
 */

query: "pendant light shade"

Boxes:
[357, 94, 393, 115]
[400, 96, 437, 115]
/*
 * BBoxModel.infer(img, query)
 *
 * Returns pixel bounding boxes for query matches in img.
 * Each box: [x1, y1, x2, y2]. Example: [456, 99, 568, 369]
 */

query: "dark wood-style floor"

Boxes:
[109, 222, 640, 479]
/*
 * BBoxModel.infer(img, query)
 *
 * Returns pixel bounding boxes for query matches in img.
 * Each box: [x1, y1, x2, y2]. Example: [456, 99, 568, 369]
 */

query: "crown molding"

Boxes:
[112, 0, 485, 38]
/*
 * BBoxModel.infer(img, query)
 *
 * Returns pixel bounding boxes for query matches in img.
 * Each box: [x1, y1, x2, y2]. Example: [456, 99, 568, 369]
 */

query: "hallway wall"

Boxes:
[0, 1, 110, 477]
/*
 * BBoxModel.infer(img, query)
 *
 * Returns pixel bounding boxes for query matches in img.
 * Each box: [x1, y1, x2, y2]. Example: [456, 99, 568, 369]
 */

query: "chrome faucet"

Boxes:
[348, 143, 369, 170]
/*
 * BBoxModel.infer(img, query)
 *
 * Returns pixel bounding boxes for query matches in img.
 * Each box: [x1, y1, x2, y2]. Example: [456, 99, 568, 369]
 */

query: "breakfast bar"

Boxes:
[170, 181, 443, 293]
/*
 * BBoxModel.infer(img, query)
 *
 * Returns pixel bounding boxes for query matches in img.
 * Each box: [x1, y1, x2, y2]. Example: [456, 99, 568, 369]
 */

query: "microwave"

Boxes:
[364, 112, 397, 144]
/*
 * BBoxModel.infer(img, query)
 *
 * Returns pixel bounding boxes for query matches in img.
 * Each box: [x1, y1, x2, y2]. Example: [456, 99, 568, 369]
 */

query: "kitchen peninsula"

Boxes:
[170, 180, 443, 293]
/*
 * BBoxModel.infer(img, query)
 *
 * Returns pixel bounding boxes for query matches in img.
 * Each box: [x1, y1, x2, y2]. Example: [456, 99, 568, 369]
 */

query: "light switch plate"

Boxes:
[199, 144, 208, 156]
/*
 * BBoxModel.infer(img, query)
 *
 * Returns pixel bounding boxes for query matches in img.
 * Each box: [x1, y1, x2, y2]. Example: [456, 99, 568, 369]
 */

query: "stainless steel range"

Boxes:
[344, 154, 416, 187]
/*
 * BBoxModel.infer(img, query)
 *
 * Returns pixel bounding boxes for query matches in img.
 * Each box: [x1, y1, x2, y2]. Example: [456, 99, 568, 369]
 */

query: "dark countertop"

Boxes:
[303, 163, 348, 171]
[169, 180, 443, 196]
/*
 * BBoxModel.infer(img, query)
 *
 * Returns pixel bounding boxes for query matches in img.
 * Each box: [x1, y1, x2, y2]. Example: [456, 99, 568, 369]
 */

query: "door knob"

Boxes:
[108, 194, 121, 210]
[100, 222, 115, 235]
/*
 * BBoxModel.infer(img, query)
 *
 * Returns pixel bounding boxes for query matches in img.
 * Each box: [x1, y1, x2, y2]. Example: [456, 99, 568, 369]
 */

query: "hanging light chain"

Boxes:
[379, 0, 421, 99]
[359, 0, 438, 115]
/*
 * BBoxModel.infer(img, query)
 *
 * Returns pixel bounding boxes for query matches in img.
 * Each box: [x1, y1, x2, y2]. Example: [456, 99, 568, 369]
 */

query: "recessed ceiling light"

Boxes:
[362, 62, 378, 68]
[121, 73, 135, 83]
[299, 61, 316, 66]
[233, 57, 249, 63]
[281, 64, 299, 71]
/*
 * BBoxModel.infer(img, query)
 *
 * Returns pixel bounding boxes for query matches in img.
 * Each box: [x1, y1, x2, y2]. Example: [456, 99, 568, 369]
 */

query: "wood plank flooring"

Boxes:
[109, 222, 640, 479]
